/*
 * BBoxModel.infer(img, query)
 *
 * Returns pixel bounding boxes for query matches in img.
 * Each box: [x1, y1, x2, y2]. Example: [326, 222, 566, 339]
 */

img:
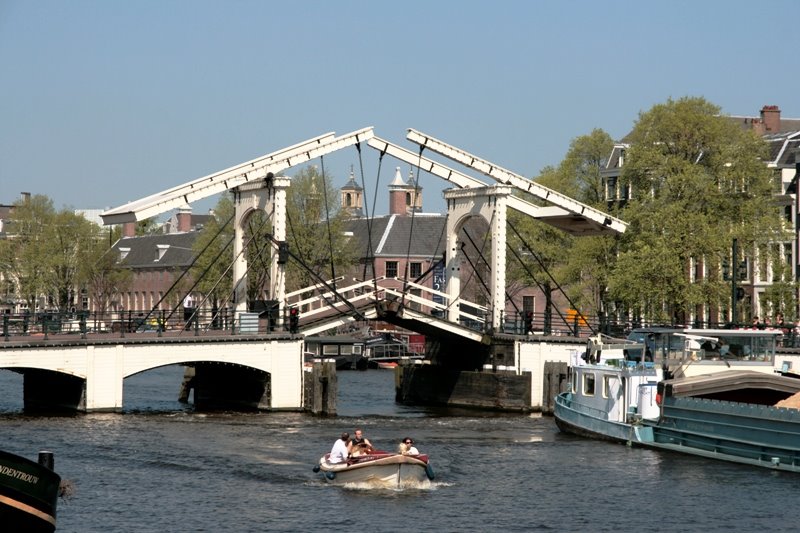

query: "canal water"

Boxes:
[1, 367, 798, 532]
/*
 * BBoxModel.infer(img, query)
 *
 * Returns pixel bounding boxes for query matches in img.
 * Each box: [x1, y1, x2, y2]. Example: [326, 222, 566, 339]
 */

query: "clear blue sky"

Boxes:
[1, 0, 798, 219]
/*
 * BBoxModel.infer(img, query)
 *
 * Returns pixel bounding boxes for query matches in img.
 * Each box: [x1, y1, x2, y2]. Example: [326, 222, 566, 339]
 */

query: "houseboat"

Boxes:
[554, 328, 800, 472]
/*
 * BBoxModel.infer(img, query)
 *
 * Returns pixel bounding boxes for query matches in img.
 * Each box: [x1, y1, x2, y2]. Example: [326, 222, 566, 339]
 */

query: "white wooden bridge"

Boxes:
[1, 126, 628, 412]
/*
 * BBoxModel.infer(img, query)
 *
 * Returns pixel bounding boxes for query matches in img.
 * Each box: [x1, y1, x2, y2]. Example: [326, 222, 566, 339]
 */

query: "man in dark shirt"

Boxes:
[351, 428, 373, 454]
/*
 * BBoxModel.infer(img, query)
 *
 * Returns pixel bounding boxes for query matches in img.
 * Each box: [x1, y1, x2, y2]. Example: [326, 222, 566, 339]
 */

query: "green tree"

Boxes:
[82, 234, 133, 315]
[45, 209, 100, 310]
[553, 128, 615, 205]
[608, 96, 786, 323]
[506, 129, 616, 326]
[0, 195, 112, 312]
[547, 129, 617, 317]
[190, 195, 235, 310]
[135, 218, 161, 235]
[0, 195, 56, 310]
[285, 166, 357, 292]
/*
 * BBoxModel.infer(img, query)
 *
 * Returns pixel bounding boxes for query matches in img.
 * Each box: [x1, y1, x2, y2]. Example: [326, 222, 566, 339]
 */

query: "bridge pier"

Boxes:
[24, 369, 87, 413]
[303, 359, 337, 416]
[395, 335, 584, 412]
[395, 361, 533, 412]
[192, 363, 270, 411]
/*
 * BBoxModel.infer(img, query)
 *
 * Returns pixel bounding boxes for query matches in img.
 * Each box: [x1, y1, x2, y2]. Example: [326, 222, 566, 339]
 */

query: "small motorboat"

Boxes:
[313, 451, 434, 488]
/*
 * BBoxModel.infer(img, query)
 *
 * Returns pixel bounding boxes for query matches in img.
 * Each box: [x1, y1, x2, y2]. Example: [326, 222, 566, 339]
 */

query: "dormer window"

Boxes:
[155, 244, 169, 262]
[119, 247, 130, 261]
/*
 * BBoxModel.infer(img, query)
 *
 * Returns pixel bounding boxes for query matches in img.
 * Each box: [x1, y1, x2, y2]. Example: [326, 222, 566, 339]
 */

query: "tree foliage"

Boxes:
[285, 166, 357, 292]
[507, 129, 616, 319]
[608, 96, 786, 322]
[82, 239, 133, 314]
[0, 195, 56, 309]
[0, 194, 126, 312]
[46, 209, 101, 310]
[190, 195, 235, 309]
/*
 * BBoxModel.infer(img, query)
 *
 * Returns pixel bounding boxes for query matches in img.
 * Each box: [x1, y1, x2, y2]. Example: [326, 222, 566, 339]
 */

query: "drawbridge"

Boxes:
[101, 126, 626, 346]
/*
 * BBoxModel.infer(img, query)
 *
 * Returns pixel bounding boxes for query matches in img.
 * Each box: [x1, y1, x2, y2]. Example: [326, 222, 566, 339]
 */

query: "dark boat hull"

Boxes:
[0, 450, 61, 532]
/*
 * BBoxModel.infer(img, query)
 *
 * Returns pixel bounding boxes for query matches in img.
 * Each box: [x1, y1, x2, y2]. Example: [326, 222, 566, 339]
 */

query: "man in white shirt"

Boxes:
[329, 432, 351, 464]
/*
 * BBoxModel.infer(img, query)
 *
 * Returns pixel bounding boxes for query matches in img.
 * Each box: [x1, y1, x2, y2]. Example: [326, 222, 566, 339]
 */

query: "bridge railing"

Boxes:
[0, 307, 299, 340]
[289, 277, 388, 321]
[286, 275, 498, 333]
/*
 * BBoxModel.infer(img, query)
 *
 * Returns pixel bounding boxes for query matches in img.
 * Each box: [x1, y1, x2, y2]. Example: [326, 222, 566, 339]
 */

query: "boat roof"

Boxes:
[631, 327, 781, 337]
[662, 370, 800, 398]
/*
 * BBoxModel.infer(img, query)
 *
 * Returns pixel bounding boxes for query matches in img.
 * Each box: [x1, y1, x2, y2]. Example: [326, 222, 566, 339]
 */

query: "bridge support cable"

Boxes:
[132, 210, 236, 331]
[412, 255, 444, 287]
[362, 146, 386, 298]
[397, 147, 426, 309]
[354, 142, 380, 304]
[461, 227, 522, 317]
[265, 235, 367, 322]
[318, 155, 338, 294]
[245, 217, 274, 297]
[283, 199, 354, 319]
[179, 206, 278, 334]
[507, 223, 597, 336]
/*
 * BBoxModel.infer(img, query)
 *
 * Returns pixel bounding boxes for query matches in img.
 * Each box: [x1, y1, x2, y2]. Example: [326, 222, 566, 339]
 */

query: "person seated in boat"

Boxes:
[699, 340, 720, 359]
[329, 432, 351, 464]
[350, 428, 373, 456]
[399, 437, 419, 455]
[719, 341, 732, 359]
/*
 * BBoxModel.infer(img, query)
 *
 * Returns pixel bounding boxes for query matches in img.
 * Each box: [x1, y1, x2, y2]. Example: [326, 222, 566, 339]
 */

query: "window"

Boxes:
[606, 176, 617, 201]
[523, 295, 534, 315]
[583, 373, 596, 396]
[410, 262, 422, 278]
[603, 375, 617, 399]
[386, 261, 398, 278]
[323, 345, 339, 356]
[571, 371, 577, 393]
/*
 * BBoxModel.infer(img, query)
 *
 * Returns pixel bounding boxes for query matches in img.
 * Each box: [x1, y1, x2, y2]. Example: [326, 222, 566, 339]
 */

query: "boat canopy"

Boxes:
[660, 370, 800, 405]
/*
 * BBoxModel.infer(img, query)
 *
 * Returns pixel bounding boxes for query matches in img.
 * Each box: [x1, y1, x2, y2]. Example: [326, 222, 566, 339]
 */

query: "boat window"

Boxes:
[571, 371, 577, 393]
[583, 373, 596, 396]
[322, 345, 339, 356]
[602, 375, 617, 399]
[340, 345, 353, 355]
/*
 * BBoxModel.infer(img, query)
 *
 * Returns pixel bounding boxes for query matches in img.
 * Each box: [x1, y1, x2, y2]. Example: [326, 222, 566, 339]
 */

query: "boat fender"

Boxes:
[312, 465, 320, 473]
[325, 471, 336, 480]
[425, 463, 435, 481]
